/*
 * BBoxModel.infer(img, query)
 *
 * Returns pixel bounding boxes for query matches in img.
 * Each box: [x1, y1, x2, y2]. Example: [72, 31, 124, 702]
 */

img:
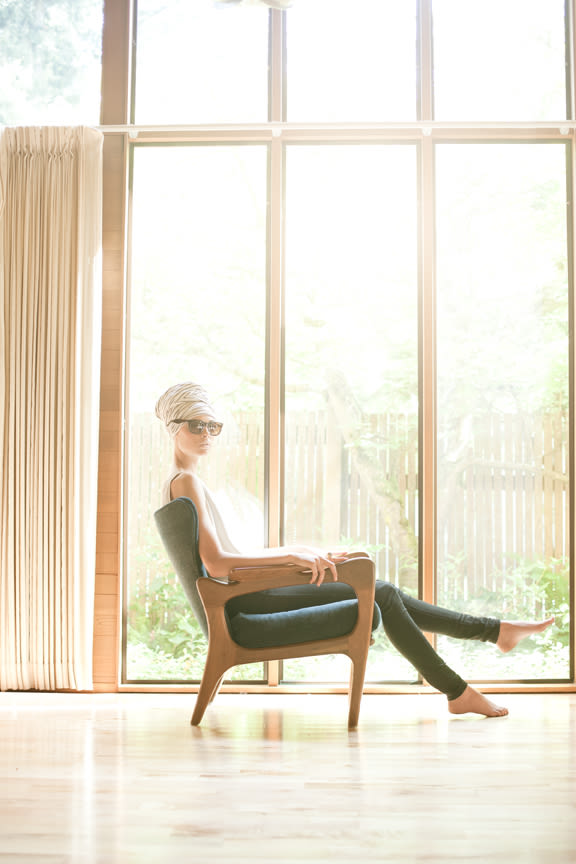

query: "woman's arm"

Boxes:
[170, 471, 342, 584]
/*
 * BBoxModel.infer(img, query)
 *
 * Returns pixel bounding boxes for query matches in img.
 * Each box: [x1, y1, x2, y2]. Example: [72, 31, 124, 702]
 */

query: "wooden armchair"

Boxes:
[154, 496, 378, 729]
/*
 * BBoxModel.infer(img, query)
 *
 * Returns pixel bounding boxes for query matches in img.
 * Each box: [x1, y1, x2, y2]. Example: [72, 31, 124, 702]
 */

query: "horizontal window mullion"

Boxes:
[99, 124, 576, 149]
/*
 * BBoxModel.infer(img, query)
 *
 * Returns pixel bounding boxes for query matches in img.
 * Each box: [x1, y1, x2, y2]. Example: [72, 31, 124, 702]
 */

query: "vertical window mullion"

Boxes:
[418, 0, 437, 608]
[418, 135, 437, 609]
[566, 133, 576, 681]
[266, 137, 285, 553]
[266, 8, 285, 687]
[565, 0, 574, 120]
[268, 8, 285, 122]
[417, 0, 434, 122]
[568, 0, 576, 685]
[266, 8, 285, 551]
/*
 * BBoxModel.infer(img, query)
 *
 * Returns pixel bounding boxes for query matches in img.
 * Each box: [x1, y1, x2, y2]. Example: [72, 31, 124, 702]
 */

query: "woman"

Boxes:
[155, 381, 555, 718]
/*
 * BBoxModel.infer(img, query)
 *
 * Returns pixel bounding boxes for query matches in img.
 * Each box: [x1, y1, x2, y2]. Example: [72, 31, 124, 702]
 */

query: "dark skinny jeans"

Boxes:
[226, 580, 501, 700]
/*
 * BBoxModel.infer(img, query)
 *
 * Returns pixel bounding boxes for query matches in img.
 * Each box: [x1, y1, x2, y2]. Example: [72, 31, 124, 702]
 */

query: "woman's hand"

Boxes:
[285, 546, 352, 585]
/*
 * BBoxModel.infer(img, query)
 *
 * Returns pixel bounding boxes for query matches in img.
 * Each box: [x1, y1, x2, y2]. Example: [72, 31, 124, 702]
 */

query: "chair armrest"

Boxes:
[228, 564, 312, 585]
[342, 551, 371, 560]
[198, 557, 375, 606]
[228, 552, 371, 583]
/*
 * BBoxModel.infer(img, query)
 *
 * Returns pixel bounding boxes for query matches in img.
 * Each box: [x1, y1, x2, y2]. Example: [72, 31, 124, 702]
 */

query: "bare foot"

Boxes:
[448, 685, 509, 718]
[496, 616, 555, 654]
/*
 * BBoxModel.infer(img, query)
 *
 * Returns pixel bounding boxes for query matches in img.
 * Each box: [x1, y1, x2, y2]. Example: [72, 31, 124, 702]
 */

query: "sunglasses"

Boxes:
[174, 419, 224, 437]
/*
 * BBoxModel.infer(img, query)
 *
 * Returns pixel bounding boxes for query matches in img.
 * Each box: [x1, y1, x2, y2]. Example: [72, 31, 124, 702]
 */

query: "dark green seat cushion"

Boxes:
[228, 599, 381, 649]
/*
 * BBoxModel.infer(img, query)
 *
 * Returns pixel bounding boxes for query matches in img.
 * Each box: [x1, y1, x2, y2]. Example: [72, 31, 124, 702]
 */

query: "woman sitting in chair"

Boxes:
[155, 381, 554, 719]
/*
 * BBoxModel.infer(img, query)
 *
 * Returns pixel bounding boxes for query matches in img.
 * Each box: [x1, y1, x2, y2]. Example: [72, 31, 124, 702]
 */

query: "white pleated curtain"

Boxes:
[0, 126, 102, 691]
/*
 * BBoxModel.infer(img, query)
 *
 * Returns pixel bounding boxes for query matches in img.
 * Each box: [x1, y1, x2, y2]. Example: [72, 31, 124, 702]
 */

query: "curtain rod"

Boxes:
[1, 123, 573, 136]
[97, 121, 576, 137]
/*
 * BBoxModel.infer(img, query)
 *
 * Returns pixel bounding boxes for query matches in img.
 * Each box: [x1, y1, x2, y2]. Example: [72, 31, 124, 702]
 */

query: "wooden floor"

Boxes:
[0, 691, 575, 863]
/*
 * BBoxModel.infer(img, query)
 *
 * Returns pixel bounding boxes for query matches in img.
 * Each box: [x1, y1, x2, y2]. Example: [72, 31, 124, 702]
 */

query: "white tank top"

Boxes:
[161, 467, 240, 554]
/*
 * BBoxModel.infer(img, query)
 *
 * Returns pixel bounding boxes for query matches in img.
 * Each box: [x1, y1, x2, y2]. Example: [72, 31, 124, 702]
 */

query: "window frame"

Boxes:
[95, 0, 576, 692]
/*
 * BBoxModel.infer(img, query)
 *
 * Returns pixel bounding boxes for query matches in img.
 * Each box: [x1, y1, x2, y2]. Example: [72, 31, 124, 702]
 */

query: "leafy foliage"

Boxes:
[0, 0, 103, 125]
[128, 538, 569, 683]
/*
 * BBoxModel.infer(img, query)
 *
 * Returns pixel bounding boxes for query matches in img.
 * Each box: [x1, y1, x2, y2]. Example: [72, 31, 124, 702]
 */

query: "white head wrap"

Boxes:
[155, 382, 218, 438]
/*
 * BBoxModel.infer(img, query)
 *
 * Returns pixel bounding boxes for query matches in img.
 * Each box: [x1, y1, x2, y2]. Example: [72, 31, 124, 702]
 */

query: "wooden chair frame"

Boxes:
[193, 554, 376, 729]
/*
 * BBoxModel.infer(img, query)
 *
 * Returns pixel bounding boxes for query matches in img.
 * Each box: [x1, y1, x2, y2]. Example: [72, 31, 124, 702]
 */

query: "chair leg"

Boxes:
[191, 659, 229, 726]
[347, 651, 368, 730]
[209, 674, 225, 704]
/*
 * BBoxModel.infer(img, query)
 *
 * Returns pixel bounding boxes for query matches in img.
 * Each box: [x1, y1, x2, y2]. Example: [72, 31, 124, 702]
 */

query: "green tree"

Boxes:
[0, 0, 102, 125]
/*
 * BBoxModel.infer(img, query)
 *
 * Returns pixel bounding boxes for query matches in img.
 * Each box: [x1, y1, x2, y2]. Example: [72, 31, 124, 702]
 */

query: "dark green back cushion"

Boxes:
[154, 497, 209, 639]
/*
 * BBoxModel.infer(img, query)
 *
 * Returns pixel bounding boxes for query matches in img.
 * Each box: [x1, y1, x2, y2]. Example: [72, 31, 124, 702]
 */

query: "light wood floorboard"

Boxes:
[0, 692, 575, 863]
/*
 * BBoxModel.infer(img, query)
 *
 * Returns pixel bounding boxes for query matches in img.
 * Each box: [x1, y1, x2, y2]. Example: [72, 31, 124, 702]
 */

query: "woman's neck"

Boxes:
[173, 449, 199, 472]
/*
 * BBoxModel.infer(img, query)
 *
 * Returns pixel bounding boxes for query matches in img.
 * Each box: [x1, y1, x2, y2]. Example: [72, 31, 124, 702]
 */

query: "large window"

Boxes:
[286, 0, 417, 121]
[435, 142, 570, 680]
[134, 0, 269, 123]
[126, 144, 268, 681]
[282, 143, 419, 682]
[0, 0, 103, 125]
[432, 0, 567, 120]
[124, 0, 572, 687]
